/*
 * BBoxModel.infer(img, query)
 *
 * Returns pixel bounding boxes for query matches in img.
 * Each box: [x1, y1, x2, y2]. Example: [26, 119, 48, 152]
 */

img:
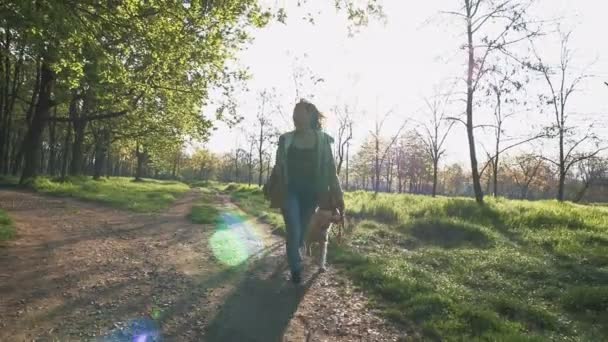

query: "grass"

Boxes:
[190, 202, 220, 224]
[0, 210, 15, 241]
[29, 176, 189, 212]
[220, 183, 285, 235]
[333, 192, 608, 341]
[221, 184, 608, 341]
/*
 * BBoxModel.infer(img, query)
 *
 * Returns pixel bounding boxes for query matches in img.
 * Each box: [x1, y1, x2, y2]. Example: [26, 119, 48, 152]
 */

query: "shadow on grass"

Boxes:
[400, 218, 494, 249]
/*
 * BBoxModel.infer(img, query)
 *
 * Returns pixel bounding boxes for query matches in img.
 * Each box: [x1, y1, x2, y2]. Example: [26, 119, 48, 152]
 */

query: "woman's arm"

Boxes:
[328, 149, 343, 195]
[325, 135, 344, 212]
[264, 135, 284, 199]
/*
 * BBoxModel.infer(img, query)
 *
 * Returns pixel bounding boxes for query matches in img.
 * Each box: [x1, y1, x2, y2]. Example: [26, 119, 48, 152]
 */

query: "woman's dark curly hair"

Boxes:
[294, 99, 325, 130]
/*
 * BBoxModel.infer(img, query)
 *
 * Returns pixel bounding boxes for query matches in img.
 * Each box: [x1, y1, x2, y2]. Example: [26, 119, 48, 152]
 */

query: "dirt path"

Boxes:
[0, 189, 403, 341]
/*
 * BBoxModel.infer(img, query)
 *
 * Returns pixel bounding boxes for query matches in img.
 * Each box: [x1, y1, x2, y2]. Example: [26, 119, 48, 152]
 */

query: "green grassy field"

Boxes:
[222, 184, 608, 341]
[0, 210, 15, 241]
[30, 177, 189, 212]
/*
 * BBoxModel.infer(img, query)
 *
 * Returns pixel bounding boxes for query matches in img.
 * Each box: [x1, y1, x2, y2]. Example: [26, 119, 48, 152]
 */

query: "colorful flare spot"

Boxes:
[99, 318, 161, 342]
[209, 211, 265, 267]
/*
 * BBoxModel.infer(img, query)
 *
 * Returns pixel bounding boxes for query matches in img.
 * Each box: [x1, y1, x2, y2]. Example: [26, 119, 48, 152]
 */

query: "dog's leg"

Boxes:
[320, 240, 328, 272]
[319, 228, 329, 272]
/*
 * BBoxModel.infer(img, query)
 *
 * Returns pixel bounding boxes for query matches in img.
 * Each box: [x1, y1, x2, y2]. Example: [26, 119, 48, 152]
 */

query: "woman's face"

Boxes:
[293, 105, 312, 130]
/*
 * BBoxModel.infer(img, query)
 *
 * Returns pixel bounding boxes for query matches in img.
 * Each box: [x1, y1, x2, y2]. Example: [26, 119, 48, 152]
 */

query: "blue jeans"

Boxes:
[281, 184, 317, 274]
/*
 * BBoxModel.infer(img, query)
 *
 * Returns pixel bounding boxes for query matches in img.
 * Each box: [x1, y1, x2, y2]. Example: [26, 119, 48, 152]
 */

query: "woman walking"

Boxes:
[265, 99, 344, 284]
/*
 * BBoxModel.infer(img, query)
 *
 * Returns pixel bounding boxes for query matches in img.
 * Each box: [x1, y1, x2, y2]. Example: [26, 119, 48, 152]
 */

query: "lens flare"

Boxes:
[99, 318, 161, 342]
[209, 211, 266, 266]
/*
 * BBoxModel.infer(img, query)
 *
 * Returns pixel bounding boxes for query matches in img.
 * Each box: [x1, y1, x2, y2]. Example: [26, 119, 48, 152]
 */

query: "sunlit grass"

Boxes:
[221, 183, 285, 235]
[30, 176, 189, 212]
[0, 210, 15, 241]
[334, 191, 608, 340]
[221, 184, 608, 340]
[190, 203, 220, 224]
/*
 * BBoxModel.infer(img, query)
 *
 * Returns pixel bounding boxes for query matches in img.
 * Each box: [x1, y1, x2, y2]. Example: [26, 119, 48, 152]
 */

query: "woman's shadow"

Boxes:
[204, 247, 319, 342]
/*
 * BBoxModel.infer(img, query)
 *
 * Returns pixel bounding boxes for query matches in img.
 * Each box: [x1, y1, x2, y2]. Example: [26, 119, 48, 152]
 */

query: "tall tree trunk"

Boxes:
[0, 28, 10, 174]
[374, 137, 380, 193]
[247, 159, 253, 186]
[11, 60, 40, 176]
[9, 129, 21, 175]
[492, 157, 499, 198]
[105, 140, 112, 178]
[257, 125, 264, 187]
[466, 7, 484, 204]
[20, 61, 54, 184]
[93, 130, 109, 180]
[432, 159, 438, 197]
[61, 122, 72, 180]
[114, 159, 120, 177]
[1, 44, 24, 174]
[557, 127, 565, 201]
[48, 111, 57, 176]
[69, 119, 87, 176]
[135, 144, 146, 181]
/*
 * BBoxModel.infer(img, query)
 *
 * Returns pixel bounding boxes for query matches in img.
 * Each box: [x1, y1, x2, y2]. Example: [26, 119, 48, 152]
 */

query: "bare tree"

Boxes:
[334, 104, 354, 175]
[574, 156, 607, 203]
[370, 108, 407, 193]
[478, 64, 547, 197]
[417, 92, 456, 197]
[243, 129, 257, 186]
[526, 30, 606, 201]
[445, 0, 539, 204]
[255, 90, 278, 187]
[291, 54, 324, 102]
[510, 154, 544, 199]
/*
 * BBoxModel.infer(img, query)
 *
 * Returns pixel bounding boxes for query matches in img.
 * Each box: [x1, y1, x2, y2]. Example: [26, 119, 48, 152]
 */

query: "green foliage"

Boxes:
[0, 210, 15, 241]
[333, 191, 608, 341]
[31, 177, 188, 212]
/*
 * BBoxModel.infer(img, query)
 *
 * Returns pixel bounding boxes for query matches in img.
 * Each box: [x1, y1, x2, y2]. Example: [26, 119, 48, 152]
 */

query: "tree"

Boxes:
[574, 156, 607, 203]
[441, 163, 468, 196]
[446, 0, 538, 203]
[402, 132, 432, 194]
[334, 104, 354, 175]
[370, 108, 406, 193]
[526, 30, 606, 201]
[2, 1, 270, 184]
[290, 54, 324, 103]
[508, 154, 544, 199]
[255, 90, 277, 187]
[417, 91, 455, 197]
[243, 130, 257, 186]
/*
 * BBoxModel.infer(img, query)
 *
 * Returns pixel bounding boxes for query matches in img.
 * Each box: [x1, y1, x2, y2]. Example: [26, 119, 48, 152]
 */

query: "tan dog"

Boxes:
[305, 208, 342, 272]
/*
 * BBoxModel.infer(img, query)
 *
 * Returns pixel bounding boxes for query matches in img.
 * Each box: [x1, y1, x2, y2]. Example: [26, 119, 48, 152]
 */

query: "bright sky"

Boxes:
[206, 0, 608, 165]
